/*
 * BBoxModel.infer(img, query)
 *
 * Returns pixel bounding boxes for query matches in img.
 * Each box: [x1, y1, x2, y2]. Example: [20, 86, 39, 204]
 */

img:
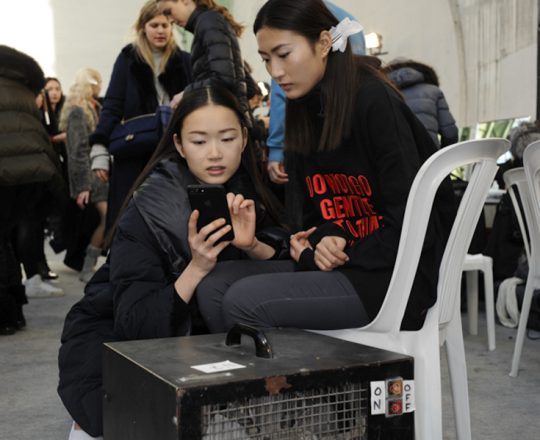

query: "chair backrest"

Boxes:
[523, 140, 540, 262]
[368, 138, 510, 333]
[503, 168, 533, 261]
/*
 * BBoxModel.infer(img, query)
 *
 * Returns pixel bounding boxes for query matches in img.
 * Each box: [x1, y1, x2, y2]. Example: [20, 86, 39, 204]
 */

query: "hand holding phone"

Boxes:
[187, 184, 235, 244]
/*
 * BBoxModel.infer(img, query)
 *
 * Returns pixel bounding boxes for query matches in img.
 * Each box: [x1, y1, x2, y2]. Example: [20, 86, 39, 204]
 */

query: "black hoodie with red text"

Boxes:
[291, 78, 455, 330]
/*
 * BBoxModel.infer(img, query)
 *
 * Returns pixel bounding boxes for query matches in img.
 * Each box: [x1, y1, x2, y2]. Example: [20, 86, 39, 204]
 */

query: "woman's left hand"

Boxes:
[314, 236, 348, 271]
[227, 192, 257, 251]
[170, 91, 184, 110]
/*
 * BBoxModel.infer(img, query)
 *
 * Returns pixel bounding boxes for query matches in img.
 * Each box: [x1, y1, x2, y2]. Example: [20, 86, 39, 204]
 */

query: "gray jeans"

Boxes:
[196, 260, 369, 333]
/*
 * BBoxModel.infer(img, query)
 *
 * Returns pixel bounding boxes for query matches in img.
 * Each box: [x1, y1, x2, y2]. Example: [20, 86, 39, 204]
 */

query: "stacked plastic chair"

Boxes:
[508, 140, 540, 377]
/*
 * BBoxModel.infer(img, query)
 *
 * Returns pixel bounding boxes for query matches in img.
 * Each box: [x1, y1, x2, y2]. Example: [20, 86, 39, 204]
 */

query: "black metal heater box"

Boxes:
[102, 325, 414, 439]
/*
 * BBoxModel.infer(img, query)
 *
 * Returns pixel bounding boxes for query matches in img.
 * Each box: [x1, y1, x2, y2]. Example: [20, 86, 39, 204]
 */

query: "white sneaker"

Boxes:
[68, 422, 103, 440]
[25, 274, 64, 298]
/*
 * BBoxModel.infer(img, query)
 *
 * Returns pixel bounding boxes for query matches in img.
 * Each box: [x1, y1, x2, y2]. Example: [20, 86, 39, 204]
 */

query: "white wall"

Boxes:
[1, 0, 536, 127]
[235, 0, 537, 127]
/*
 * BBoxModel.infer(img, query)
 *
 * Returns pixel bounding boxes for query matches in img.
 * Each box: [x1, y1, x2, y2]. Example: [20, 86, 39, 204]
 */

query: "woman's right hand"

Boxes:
[289, 227, 316, 262]
[94, 169, 109, 182]
[187, 210, 232, 275]
[51, 132, 66, 143]
[76, 191, 90, 209]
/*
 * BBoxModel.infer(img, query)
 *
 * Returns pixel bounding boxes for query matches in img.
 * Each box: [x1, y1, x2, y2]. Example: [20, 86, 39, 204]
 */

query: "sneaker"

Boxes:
[25, 274, 64, 298]
[69, 422, 103, 440]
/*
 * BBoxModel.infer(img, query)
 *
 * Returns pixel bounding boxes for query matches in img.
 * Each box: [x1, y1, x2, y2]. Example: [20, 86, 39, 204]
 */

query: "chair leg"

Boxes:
[411, 332, 443, 440]
[466, 271, 478, 336]
[482, 262, 496, 351]
[509, 273, 536, 377]
[445, 314, 472, 440]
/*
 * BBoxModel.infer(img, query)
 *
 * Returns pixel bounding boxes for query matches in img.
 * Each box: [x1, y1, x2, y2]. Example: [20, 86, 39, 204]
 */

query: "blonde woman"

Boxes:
[90, 0, 192, 232]
[60, 68, 107, 283]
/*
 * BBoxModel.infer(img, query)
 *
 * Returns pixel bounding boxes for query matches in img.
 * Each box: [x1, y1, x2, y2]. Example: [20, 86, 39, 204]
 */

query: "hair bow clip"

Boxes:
[329, 17, 364, 53]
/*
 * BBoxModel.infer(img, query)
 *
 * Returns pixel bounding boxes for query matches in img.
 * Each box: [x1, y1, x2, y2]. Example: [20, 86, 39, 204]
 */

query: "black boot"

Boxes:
[0, 293, 17, 336]
[15, 304, 26, 330]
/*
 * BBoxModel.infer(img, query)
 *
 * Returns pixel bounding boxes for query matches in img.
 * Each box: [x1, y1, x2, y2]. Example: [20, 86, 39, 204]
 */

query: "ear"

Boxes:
[173, 133, 186, 158]
[318, 30, 333, 57]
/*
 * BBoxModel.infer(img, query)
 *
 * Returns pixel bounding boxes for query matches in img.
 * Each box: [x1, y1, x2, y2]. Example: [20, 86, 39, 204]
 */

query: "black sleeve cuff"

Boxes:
[170, 284, 191, 325]
[296, 248, 319, 271]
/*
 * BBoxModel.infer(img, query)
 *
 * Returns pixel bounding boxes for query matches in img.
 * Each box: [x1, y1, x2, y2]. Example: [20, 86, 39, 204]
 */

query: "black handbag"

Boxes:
[108, 106, 172, 159]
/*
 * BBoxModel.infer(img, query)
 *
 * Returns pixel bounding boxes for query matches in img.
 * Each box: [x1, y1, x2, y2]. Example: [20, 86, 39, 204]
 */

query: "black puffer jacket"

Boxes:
[184, 7, 249, 115]
[58, 157, 288, 437]
[0, 45, 62, 187]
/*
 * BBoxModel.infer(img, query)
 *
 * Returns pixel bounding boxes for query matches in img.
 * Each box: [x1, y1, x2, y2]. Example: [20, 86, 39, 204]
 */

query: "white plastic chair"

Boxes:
[504, 168, 532, 263]
[463, 253, 495, 350]
[509, 140, 540, 377]
[314, 138, 510, 440]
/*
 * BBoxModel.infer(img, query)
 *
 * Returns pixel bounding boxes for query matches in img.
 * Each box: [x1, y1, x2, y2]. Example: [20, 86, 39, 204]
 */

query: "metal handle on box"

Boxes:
[225, 323, 274, 359]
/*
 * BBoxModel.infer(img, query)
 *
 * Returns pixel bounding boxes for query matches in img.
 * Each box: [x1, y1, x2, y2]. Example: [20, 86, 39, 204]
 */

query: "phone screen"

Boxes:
[187, 184, 235, 243]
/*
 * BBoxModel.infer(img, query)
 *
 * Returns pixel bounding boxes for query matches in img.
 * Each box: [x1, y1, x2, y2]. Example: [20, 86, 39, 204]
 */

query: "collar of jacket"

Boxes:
[185, 6, 208, 33]
[131, 157, 256, 274]
[132, 158, 196, 274]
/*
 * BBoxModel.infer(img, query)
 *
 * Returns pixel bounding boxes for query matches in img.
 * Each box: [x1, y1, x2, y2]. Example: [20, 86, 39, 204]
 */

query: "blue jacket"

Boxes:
[267, 1, 366, 162]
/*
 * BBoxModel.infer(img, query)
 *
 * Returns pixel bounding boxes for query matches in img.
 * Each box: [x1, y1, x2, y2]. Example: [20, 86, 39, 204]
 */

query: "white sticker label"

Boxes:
[403, 380, 415, 413]
[191, 360, 246, 374]
[370, 381, 386, 415]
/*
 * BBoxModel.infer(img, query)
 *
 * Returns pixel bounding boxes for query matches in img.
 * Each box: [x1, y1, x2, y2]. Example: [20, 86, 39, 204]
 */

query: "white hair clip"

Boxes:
[329, 17, 364, 53]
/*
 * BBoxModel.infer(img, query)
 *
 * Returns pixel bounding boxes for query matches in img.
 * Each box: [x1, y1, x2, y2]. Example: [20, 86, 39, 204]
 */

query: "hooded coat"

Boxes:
[387, 61, 458, 148]
[0, 45, 62, 188]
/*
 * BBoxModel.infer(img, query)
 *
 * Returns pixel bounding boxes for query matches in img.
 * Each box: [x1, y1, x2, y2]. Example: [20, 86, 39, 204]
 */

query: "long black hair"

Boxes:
[105, 85, 283, 247]
[253, 0, 391, 154]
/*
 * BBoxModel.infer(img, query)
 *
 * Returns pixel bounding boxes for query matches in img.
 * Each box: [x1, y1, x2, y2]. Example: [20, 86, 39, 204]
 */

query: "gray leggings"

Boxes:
[196, 260, 369, 333]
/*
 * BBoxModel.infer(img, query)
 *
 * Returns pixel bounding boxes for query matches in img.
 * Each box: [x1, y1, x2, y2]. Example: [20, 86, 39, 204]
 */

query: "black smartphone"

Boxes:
[187, 184, 235, 243]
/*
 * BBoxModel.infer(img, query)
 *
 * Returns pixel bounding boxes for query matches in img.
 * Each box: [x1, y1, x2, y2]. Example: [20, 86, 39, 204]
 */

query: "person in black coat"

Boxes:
[58, 85, 288, 439]
[157, 0, 250, 117]
[0, 45, 65, 333]
[90, 0, 193, 233]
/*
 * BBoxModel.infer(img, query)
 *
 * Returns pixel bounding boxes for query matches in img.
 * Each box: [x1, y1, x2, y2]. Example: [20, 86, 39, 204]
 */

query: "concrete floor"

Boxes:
[0, 248, 539, 440]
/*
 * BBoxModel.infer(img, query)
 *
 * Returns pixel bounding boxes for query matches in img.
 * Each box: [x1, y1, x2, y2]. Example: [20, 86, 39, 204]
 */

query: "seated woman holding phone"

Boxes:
[57, 84, 288, 440]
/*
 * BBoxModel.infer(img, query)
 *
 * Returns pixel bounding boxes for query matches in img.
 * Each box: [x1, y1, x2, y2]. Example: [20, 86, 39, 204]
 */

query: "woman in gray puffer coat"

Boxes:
[60, 68, 108, 284]
[386, 59, 458, 148]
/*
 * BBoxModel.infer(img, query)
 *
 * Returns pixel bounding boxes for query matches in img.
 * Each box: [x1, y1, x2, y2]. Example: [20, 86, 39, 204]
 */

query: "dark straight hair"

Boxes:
[104, 85, 283, 247]
[254, 0, 391, 155]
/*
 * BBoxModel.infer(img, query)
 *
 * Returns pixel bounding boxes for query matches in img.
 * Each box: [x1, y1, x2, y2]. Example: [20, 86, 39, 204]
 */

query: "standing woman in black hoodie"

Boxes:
[195, 0, 456, 333]
[90, 0, 192, 233]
